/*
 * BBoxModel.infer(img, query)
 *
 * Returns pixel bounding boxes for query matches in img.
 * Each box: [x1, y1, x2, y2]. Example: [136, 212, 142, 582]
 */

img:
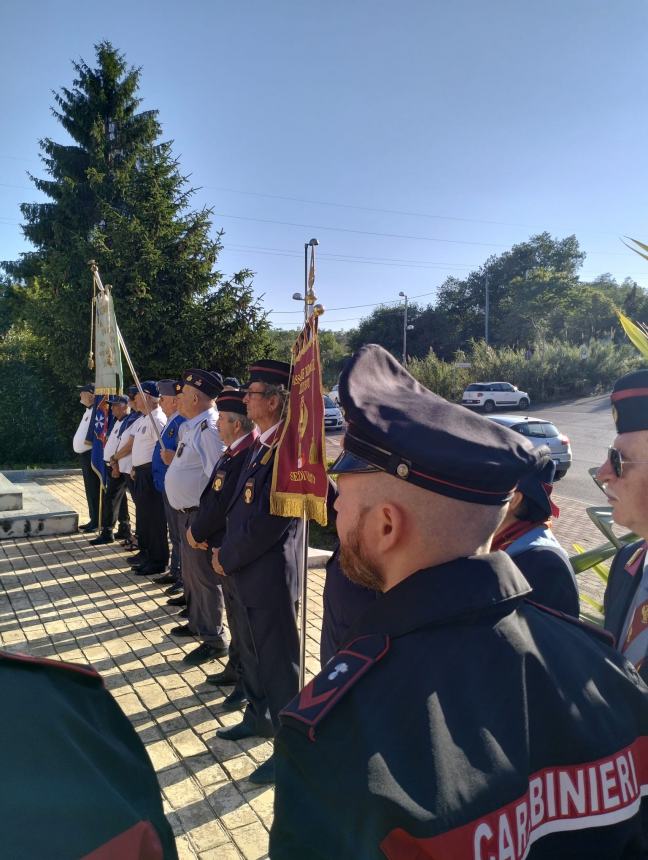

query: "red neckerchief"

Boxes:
[491, 519, 551, 553]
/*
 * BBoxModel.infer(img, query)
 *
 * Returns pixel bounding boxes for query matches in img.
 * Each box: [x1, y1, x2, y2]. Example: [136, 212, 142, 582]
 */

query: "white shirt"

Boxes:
[103, 418, 124, 462]
[259, 421, 281, 446]
[165, 407, 224, 510]
[131, 406, 167, 467]
[72, 408, 93, 454]
[117, 416, 138, 474]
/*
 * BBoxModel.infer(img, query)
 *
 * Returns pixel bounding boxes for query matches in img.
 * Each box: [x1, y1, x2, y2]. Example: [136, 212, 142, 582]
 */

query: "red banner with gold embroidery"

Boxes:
[270, 315, 328, 525]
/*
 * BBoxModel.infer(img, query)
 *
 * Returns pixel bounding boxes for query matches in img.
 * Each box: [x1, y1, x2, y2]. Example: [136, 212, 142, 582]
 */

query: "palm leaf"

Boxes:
[622, 236, 648, 262]
[617, 310, 648, 360]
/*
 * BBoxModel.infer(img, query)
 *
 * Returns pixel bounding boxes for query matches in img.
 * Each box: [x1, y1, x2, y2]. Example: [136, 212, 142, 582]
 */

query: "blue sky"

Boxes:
[2, 0, 648, 330]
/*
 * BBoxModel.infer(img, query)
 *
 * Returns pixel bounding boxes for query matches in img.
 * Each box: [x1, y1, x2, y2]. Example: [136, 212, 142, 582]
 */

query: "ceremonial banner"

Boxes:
[88, 283, 123, 487]
[270, 315, 328, 525]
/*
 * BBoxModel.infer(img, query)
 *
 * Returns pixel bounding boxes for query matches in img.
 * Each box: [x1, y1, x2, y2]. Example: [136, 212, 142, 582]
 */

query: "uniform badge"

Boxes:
[212, 470, 226, 492]
[167, 428, 175, 438]
[176, 442, 184, 458]
[201, 419, 208, 431]
[243, 479, 255, 504]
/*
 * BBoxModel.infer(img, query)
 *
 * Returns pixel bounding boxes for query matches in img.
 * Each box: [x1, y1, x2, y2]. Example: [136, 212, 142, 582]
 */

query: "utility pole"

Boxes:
[398, 291, 408, 363]
[484, 273, 490, 344]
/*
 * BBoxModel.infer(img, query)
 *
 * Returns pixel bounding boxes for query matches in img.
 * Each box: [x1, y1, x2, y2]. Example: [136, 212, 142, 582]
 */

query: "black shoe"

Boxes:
[152, 573, 176, 585]
[166, 594, 187, 606]
[178, 608, 189, 619]
[79, 522, 98, 532]
[206, 668, 238, 686]
[89, 530, 114, 545]
[114, 524, 132, 540]
[216, 721, 272, 741]
[248, 756, 275, 785]
[170, 624, 195, 638]
[132, 564, 166, 577]
[182, 641, 228, 666]
[165, 582, 184, 596]
[222, 687, 248, 711]
[129, 553, 148, 566]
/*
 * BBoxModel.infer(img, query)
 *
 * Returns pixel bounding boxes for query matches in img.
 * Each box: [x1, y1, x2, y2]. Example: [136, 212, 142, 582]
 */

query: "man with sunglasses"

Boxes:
[599, 369, 648, 682]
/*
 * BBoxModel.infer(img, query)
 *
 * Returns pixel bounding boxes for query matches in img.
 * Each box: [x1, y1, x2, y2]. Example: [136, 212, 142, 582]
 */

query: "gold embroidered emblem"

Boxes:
[641, 605, 648, 625]
[212, 471, 225, 492]
[244, 479, 254, 504]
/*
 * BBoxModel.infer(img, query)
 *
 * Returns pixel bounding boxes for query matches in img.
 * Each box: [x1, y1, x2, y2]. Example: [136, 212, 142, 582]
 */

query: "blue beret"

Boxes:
[78, 383, 95, 393]
[139, 380, 159, 398]
[108, 394, 128, 406]
[517, 460, 559, 518]
[330, 345, 547, 506]
[611, 369, 648, 433]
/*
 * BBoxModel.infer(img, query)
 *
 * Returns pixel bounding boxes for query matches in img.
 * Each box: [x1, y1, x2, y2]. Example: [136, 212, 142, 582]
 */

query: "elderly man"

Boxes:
[73, 383, 99, 531]
[164, 369, 227, 667]
[151, 380, 186, 590]
[89, 394, 133, 546]
[186, 389, 258, 706]
[599, 369, 648, 683]
[127, 382, 168, 576]
[212, 359, 303, 785]
[270, 345, 648, 859]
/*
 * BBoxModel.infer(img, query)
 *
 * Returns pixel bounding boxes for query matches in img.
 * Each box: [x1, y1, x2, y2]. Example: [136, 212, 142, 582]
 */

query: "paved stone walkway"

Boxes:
[0, 473, 614, 857]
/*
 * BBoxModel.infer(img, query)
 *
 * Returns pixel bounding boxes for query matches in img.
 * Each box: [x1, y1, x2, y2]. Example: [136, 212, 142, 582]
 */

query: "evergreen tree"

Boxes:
[3, 41, 268, 387]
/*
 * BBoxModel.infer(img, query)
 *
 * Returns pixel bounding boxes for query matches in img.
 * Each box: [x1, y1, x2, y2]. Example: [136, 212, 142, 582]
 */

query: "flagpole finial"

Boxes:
[89, 260, 98, 274]
[313, 304, 325, 317]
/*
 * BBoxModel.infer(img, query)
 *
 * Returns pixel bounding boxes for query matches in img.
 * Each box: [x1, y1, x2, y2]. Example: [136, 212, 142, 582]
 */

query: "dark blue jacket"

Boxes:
[604, 539, 648, 683]
[272, 551, 648, 859]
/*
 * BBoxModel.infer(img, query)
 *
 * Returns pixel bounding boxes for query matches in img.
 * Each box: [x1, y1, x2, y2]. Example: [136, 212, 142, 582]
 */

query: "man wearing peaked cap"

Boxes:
[88, 395, 133, 546]
[164, 369, 228, 666]
[599, 369, 648, 682]
[211, 358, 303, 784]
[490, 459, 579, 617]
[270, 345, 648, 859]
[73, 383, 99, 531]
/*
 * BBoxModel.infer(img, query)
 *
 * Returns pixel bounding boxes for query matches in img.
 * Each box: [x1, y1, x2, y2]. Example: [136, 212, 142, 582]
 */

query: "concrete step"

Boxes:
[0, 473, 22, 511]
[0, 481, 78, 540]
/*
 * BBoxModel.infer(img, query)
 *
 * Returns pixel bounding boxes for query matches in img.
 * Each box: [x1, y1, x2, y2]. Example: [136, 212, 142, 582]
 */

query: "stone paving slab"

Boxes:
[0, 473, 615, 858]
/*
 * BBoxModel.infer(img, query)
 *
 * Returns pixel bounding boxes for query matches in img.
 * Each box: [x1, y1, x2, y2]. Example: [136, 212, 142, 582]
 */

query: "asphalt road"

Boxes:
[325, 393, 616, 507]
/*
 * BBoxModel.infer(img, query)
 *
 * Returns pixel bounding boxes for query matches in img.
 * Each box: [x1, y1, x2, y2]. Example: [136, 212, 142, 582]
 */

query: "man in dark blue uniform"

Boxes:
[1, 649, 177, 859]
[600, 369, 648, 684]
[185, 389, 257, 707]
[270, 345, 648, 859]
[211, 359, 303, 785]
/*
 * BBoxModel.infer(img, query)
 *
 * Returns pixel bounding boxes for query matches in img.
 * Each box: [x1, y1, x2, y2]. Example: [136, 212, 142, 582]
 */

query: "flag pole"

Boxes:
[298, 238, 320, 687]
[90, 263, 165, 451]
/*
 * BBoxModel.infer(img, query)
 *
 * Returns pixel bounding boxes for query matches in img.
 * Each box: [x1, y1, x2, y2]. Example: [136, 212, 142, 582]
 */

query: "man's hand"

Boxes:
[161, 449, 175, 466]
[211, 547, 225, 576]
[186, 526, 208, 551]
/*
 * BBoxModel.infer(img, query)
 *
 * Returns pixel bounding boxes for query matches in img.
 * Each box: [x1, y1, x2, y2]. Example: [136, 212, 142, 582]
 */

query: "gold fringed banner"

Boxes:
[270, 315, 328, 526]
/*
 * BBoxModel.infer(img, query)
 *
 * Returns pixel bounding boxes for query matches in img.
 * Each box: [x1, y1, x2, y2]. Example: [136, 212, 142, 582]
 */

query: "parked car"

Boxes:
[324, 394, 345, 430]
[487, 415, 572, 479]
[461, 381, 530, 413]
[328, 384, 340, 406]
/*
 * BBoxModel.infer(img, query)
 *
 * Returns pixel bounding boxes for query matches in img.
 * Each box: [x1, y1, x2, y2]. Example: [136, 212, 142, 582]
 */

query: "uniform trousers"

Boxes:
[79, 450, 100, 526]
[100, 470, 131, 533]
[229, 581, 299, 736]
[177, 509, 226, 647]
[163, 492, 182, 581]
[132, 465, 169, 567]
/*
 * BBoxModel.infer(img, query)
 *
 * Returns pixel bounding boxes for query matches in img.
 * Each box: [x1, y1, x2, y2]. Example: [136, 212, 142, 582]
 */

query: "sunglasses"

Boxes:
[607, 446, 648, 478]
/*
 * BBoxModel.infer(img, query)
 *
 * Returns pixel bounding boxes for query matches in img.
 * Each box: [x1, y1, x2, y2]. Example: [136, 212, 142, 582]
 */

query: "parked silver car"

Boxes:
[487, 415, 572, 479]
[324, 394, 345, 430]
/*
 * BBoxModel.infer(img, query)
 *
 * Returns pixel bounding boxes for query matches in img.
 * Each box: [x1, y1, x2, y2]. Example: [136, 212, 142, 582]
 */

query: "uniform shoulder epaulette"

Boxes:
[0, 650, 103, 683]
[280, 634, 389, 740]
[200, 419, 208, 431]
[526, 600, 615, 647]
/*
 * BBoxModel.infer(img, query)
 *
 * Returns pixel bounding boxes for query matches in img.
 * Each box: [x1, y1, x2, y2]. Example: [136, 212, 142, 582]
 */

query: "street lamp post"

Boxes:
[292, 238, 319, 323]
[398, 291, 414, 364]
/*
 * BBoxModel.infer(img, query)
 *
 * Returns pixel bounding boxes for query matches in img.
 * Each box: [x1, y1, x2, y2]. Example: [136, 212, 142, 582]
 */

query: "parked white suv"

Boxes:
[461, 382, 530, 413]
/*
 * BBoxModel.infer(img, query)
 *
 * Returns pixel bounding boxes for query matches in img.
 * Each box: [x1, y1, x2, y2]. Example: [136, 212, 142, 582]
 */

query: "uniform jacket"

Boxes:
[190, 430, 258, 546]
[604, 539, 648, 681]
[151, 412, 186, 493]
[0, 650, 177, 859]
[271, 551, 648, 859]
[218, 433, 303, 608]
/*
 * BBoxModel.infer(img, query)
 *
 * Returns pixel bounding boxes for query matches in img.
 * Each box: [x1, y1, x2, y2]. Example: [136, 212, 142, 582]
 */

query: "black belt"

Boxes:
[177, 506, 198, 514]
[133, 463, 152, 472]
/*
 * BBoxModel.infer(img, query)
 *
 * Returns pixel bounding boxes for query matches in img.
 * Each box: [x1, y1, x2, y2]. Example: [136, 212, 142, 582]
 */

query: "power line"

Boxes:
[268, 290, 437, 315]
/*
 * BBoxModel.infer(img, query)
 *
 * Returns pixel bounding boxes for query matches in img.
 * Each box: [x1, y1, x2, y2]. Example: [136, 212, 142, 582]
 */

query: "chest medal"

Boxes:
[212, 470, 226, 493]
[243, 479, 255, 504]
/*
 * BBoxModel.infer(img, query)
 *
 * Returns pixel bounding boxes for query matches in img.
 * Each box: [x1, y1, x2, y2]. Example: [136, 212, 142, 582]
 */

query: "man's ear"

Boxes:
[509, 490, 524, 514]
[375, 502, 405, 552]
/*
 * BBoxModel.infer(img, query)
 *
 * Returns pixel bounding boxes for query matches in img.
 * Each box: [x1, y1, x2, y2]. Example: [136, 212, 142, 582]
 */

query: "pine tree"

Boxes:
[4, 41, 268, 389]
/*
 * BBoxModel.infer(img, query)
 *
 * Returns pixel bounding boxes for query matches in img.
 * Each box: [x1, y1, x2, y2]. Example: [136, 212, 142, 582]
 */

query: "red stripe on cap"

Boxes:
[611, 386, 648, 402]
[249, 364, 290, 377]
[410, 467, 513, 497]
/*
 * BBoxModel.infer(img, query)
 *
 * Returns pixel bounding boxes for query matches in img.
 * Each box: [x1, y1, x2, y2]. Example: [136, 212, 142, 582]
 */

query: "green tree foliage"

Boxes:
[266, 327, 351, 388]
[3, 41, 268, 385]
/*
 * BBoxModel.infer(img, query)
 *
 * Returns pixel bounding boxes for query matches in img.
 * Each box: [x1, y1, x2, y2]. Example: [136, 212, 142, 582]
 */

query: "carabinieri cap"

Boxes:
[611, 369, 648, 433]
[329, 344, 547, 506]
[216, 389, 247, 416]
[245, 359, 292, 388]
